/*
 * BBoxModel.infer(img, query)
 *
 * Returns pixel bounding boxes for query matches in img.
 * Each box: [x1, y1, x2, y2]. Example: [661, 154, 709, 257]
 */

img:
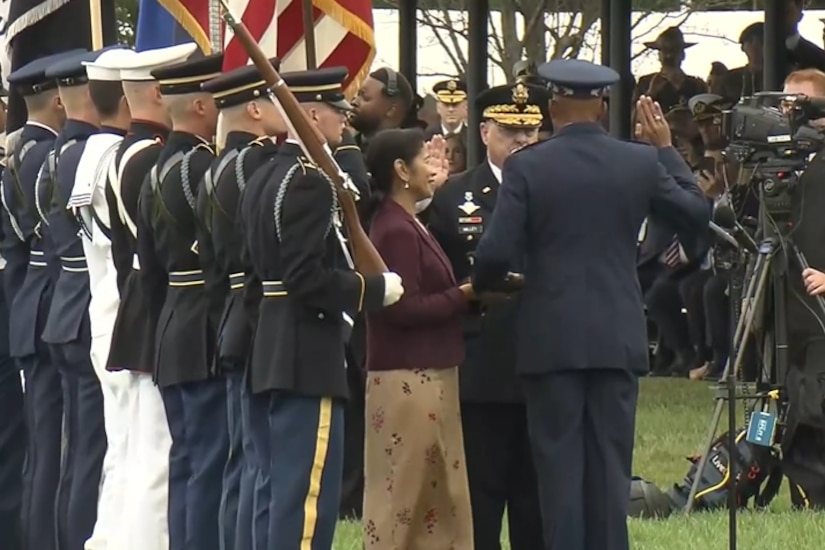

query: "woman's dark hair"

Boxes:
[365, 128, 426, 218]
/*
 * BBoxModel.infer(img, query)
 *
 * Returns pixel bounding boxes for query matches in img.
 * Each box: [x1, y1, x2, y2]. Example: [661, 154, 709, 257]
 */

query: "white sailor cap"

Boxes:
[118, 43, 198, 82]
[82, 48, 137, 82]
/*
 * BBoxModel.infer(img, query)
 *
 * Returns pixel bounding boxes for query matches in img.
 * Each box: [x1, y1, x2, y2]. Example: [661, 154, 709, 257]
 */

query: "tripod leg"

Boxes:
[683, 252, 773, 513]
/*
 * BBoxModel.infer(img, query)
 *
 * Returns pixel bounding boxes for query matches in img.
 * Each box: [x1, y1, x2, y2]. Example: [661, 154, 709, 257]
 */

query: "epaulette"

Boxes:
[334, 144, 360, 154]
[193, 142, 215, 155]
[509, 139, 545, 157]
[296, 156, 318, 174]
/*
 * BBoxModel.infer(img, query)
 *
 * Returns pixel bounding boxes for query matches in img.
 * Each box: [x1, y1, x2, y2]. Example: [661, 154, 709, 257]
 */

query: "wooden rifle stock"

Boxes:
[219, 2, 387, 275]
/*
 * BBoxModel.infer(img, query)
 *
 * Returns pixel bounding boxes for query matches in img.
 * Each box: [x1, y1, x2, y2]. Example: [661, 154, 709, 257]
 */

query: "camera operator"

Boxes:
[777, 68, 825, 508]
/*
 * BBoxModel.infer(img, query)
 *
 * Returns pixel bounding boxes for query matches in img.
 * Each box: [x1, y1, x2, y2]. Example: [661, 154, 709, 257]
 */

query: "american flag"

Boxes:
[159, 0, 376, 97]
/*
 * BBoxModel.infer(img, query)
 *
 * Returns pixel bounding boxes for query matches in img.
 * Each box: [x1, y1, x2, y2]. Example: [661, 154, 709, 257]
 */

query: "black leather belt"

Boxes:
[168, 269, 204, 287]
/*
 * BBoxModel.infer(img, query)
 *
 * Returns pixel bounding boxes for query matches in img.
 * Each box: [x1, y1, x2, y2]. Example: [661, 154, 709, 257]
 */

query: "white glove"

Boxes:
[382, 272, 405, 306]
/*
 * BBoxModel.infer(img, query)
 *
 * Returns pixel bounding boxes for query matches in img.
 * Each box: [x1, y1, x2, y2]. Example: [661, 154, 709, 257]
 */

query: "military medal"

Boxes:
[458, 191, 480, 215]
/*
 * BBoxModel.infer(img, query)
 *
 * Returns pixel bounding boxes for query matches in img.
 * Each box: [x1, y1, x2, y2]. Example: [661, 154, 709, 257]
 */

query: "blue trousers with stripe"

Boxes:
[240, 375, 270, 550]
[163, 379, 229, 550]
[19, 353, 63, 550]
[268, 393, 344, 550]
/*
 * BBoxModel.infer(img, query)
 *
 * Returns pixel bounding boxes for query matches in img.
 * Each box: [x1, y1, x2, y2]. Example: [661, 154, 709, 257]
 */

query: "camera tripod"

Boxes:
[682, 232, 825, 550]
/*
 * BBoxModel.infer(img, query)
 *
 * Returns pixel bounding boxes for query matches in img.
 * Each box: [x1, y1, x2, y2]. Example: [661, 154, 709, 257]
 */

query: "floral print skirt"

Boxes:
[363, 366, 474, 550]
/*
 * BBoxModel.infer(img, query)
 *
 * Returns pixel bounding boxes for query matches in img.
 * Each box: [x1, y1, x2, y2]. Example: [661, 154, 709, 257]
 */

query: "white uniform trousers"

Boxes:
[123, 372, 172, 550]
[84, 331, 133, 550]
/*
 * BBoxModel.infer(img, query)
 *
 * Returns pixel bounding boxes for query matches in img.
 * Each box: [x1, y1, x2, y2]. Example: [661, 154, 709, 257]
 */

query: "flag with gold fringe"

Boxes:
[157, 0, 213, 54]
[222, 0, 376, 98]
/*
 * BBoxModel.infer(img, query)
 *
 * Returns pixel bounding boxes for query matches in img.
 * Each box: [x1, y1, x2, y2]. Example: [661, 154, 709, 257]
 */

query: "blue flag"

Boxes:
[136, 0, 193, 52]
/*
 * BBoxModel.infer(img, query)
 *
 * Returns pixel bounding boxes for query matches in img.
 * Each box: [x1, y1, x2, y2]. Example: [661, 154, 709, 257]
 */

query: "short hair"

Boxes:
[89, 80, 124, 118]
[369, 67, 414, 112]
[23, 89, 58, 113]
[709, 62, 728, 76]
[738, 22, 764, 45]
[785, 68, 825, 95]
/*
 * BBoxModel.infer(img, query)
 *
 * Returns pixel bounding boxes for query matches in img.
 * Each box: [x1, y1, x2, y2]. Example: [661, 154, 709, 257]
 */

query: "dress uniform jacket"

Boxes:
[41, 121, 98, 354]
[203, 131, 277, 366]
[241, 142, 386, 397]
[107, 120, 169, 372]
[138, 130, 216, 386]
[429, 161, 521, 402]
[473, 123, 709, 375]
[0, 123, 57, 308]
[13, 121, 87, 361]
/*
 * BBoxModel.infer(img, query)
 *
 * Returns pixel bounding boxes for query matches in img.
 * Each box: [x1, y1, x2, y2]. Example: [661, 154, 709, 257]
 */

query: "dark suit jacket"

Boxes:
[789, 36, 825, 73]
[367, 199, 467, 372]
[473, 123, 709, 375]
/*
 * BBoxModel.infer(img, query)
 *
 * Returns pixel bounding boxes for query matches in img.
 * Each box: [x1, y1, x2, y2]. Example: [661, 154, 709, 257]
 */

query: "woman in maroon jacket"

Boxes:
[363, 128, 474, 549]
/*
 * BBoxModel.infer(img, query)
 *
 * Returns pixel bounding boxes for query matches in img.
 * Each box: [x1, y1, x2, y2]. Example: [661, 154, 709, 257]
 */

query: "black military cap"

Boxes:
[475, 82, 545, 128]
[151, 52, 224, 95]
[432, 78, 467, 104]
[283, 66, 351, 110]
[7, 49, 86, 96]
[201, 57, 280, 109]
[538, 59, 619, 99]
[45, 47, 126, 88]
[688, 93, 734, 122]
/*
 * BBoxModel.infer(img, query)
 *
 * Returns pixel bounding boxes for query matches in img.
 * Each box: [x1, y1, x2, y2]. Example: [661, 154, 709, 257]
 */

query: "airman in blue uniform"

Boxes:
[200, 59, 283, 550]
[0, 112, 25, 550]
[3, 50, 75, 550]
[472, 59, 710, 550]
[41, 49, 112, 550]
[139, 52, 224, 550]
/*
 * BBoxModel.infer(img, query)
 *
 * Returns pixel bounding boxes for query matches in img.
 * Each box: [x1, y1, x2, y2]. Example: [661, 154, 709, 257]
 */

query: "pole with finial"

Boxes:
[302, 0, 317, 69]
[89, 0, 103, 50]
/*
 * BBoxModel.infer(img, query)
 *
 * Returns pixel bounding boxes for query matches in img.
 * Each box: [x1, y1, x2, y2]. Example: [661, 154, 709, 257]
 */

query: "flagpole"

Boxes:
[302, 0, 317, 69]
[89, 0, 103, 49]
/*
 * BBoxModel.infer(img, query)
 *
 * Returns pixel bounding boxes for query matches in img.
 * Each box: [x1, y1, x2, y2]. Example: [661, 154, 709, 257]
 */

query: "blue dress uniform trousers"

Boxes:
[0, 270, 24, 550]
[220, 367, 245, 550]
[51, 338, 105, 550]
[161, 385, 190, 550]
[268, 394, 344, 550]
[162, 379, 229, 550]
[16, 253, 63, 550]
[522, 369, 638, 550]
[244, 380, 271, 550]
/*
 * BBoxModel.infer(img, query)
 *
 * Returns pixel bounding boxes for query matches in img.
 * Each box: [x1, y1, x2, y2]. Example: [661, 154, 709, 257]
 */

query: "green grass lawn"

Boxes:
[332, 378, 825, 549]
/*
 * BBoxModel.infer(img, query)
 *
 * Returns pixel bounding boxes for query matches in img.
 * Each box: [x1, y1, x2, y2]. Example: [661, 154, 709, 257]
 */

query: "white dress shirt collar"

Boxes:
[488, 157, 502, 183]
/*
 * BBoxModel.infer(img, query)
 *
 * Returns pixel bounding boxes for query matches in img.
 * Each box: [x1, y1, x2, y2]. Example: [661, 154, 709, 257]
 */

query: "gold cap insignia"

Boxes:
[512, 83, 529, 105]
[694, 101, 706, 114]
[447, 80, 457, 91]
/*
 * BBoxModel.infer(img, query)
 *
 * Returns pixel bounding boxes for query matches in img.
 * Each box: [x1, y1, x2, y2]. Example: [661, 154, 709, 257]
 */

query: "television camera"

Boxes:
[722, 92, 825, 219]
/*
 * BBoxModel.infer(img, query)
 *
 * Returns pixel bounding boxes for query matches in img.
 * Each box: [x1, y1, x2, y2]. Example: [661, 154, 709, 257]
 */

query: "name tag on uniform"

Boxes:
[459, 225, 483, 234]
[746, 411, 777, 447]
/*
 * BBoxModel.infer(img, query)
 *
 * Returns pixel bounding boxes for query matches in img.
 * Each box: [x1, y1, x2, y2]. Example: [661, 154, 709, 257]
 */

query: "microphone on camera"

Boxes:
[713, 199, 759, 254]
